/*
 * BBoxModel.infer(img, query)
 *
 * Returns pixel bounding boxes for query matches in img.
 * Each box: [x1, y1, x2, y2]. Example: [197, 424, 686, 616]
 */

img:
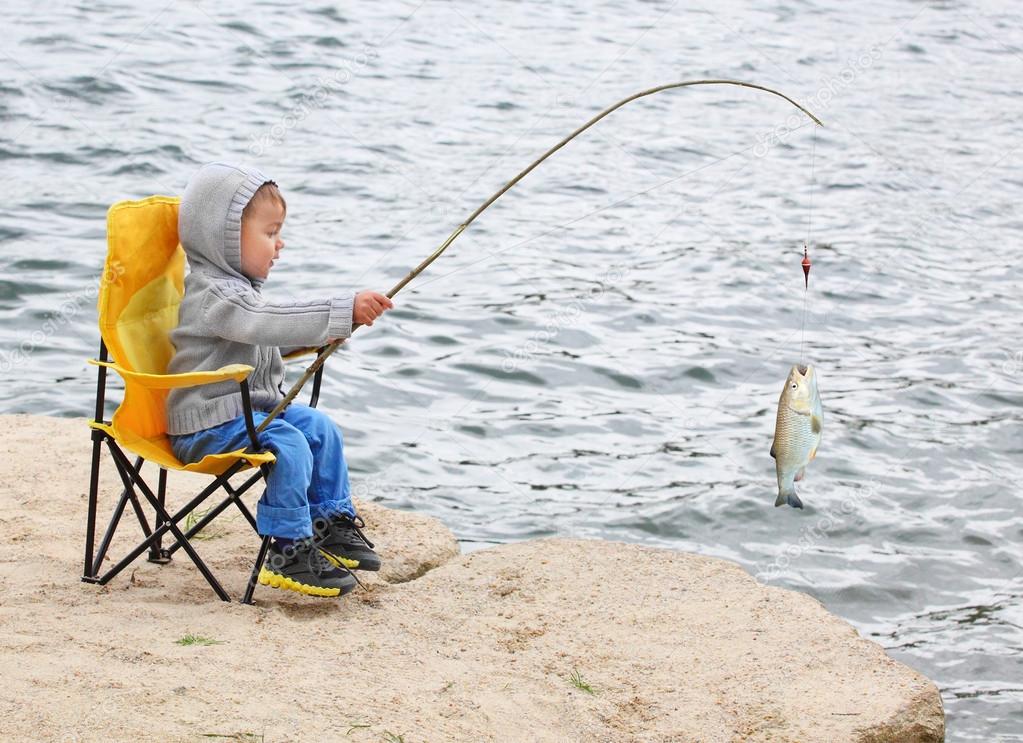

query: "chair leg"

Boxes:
[148, 469, 171, 564]
[232, 496, 258, 532]
[85, 340, 109, 583]
[106, 442, 232, 602]
[241, 534, 272, 605]
[226, 470, 262, 532]
[86, 443, 148, 577]
[91, 485, 131, 577]
[123, 458, 153, 535]
[94, 457, 247, 593]
[164, 470, 262, 557]
[83, 431, 104, 582]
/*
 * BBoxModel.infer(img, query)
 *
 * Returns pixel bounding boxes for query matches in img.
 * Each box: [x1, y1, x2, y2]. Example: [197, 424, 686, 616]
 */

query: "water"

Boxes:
[1, 1, 1021, 738]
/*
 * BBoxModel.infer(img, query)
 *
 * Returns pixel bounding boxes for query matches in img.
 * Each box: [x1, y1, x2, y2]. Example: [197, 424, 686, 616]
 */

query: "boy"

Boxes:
[167, 162, 393, 598]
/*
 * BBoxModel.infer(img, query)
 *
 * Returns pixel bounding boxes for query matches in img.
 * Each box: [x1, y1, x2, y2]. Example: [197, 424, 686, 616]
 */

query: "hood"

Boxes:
[178, 162, 273, 286]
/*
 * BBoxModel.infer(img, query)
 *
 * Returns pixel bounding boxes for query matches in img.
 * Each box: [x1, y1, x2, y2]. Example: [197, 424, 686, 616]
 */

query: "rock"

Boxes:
[355, 499, 460, 585]
[0, 415, 944, 742]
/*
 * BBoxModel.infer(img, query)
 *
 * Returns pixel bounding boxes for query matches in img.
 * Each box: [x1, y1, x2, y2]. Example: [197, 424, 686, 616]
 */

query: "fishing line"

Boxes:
[800, 125, 817, 364]
[806, 124, 817, 248]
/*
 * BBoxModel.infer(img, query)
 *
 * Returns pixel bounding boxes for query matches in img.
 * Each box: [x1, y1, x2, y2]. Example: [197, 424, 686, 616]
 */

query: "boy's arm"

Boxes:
[278, 291, 388, 354]
[201, 283, 355, 347]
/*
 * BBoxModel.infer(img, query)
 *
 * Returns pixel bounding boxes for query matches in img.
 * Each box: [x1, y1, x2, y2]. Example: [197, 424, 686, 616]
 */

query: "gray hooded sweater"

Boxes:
[166, 162, 355, 435]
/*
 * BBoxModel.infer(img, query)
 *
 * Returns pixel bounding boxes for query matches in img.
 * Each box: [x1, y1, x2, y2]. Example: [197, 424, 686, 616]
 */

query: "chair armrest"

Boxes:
[87, 360, 253, 390]
[281, 346, 319, 361]
[278, 345, 330, 410]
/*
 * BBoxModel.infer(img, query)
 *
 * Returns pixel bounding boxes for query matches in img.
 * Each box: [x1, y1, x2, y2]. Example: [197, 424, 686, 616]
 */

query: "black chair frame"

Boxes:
[82, 341, 327, 604]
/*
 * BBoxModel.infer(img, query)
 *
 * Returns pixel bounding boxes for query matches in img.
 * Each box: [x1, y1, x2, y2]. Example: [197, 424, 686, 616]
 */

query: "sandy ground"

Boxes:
[0, 415, 944, 742]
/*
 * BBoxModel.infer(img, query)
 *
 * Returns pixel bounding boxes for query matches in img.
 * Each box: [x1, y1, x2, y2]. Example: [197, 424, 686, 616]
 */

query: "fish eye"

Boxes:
[790, 383, 797, 389]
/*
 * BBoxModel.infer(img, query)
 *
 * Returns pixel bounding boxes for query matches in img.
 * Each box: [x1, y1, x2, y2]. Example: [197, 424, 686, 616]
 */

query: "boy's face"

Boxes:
[240, 198, 285, 280]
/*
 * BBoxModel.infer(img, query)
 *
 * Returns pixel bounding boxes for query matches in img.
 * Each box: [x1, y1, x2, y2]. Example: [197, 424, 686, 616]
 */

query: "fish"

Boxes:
[770, 363, 823, 509]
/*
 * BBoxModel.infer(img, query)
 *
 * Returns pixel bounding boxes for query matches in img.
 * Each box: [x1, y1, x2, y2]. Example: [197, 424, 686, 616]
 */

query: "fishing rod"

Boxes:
[257, 78, 824, 432]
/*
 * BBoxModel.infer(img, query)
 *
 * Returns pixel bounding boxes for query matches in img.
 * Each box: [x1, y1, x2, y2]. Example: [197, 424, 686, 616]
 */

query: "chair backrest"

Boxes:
[98, 196, 184, 441]
[99, 196, 184, 376]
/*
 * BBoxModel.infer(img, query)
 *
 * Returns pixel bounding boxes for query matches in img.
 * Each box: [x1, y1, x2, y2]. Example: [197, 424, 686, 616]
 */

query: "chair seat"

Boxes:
[88, 421, 275, 475]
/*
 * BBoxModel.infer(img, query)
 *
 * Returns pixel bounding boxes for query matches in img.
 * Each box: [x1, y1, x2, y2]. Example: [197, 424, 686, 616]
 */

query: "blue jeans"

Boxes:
[170, 405, 355, 539]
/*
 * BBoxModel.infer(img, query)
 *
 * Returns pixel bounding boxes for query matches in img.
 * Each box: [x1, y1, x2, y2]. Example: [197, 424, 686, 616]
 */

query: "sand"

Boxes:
[0, 415, 944, 742]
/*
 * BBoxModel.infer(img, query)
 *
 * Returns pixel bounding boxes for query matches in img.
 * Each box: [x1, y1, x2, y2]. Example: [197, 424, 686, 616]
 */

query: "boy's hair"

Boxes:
[242, 181, 287, 220]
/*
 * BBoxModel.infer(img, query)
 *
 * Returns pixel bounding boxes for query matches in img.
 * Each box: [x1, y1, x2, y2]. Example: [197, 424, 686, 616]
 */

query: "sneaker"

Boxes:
[314, 514, 382, 572]
[257, 537, 358, 597]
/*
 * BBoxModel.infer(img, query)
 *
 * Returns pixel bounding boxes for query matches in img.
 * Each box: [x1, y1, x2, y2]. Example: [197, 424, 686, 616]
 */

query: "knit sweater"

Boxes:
[166, 162, 355, 435]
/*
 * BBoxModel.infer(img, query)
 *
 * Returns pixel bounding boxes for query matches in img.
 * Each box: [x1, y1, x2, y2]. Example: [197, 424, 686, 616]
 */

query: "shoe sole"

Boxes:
[320, 548, 380, 572]
[257, 567, 354, 597]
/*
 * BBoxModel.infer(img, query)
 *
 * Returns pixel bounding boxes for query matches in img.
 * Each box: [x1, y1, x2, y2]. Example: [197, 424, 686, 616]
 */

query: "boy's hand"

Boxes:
[353, 291, 394, 326]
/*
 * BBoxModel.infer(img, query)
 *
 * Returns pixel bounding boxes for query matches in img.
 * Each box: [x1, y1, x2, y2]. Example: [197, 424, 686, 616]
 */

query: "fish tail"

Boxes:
[775, 484, 804, 510]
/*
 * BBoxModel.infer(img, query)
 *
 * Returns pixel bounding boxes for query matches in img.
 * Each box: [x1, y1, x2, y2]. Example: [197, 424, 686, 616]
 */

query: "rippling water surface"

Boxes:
[2, 1, 1021, 738]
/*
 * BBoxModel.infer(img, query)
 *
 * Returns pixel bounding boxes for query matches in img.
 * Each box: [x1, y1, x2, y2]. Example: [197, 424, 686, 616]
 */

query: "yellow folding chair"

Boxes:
[82, 196, 327, 603]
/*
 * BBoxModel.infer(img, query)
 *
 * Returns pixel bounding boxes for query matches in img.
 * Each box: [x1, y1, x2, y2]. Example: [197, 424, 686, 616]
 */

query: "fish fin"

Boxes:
[770, 442, 777, 459]
[811, 415, 822, 434]
[808, 446, 818, 462]
[794, 467, 805, 482]
[775, 489, 804, 509]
